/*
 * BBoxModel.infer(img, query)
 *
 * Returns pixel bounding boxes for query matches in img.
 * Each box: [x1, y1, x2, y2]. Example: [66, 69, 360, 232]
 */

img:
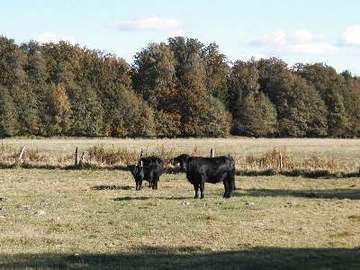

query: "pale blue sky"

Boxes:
[1, 0, 359, 74]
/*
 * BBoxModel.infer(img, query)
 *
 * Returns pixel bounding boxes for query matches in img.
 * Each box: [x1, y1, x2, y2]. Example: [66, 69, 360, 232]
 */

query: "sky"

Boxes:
[1, 0, 360, 74]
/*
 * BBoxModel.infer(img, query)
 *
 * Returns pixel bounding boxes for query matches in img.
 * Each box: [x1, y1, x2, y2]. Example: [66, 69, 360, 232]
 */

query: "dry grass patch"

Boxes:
[0, 169, 359, 269]
[1, 138, 359, 175]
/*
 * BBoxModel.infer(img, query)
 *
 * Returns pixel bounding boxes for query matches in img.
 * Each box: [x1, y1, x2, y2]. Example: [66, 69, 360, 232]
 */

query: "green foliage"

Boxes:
[132, 42, 180, 137]
[0, 36, 24, 87]
[236, 92, 277, 137]
[203, 43, 229, 104]
[12, 85, 41, 135]
[69, 81, 104, 137]
[295, 63, 350, 137]
[0, 35, 359, 138]
[228, 60, 261, 134]
[133, 42, 177, 110]
[342, 78, 360, 136]
[0, 85, 19, 137]
[133, 37, 230, 137]
[154, 111, 182, 138]
[267, 72, 328, 137]
[104, 87, 156, 137]
[200, 97, 231, 137]
[47, 84, 73, 135]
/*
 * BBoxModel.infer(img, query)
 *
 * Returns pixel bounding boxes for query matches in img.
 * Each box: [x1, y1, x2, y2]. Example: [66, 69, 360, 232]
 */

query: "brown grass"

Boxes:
[0, 138, 359, 176]
[238, 147, 357, 174]
[0, 169, 359, 269]
[87, 145, 139, 165]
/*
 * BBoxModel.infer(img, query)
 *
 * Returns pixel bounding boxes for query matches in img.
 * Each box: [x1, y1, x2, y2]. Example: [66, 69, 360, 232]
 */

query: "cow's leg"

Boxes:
[155, 177, 159, 190]
[228, 173, 235, 197]
[152, 177, 159, 190]
[193, 183, 200, 199]
[200, 179, 205, 199]
[223, 180, 230, 198]
[150, 173, 154, 189]
[136, 180, 142, 190]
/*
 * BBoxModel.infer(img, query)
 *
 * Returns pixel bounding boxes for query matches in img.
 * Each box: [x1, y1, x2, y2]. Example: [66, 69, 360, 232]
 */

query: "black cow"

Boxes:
[128, 156, 163, 190]
[128, 164, 145, 190]
[173, 154, 235, 199]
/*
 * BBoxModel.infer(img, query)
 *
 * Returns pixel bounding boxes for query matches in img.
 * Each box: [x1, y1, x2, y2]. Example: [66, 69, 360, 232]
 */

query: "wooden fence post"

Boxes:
[79, 151, 85, 167]
[17, 146, 26, 165]
[279, 152, 283, 170]
[74, 147, 78, 167]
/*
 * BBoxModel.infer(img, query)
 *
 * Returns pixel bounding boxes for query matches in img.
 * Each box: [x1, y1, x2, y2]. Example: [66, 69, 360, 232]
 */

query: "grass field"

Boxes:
[1, 137, 360, 174]
[0, 138, 359, 269]
[2, 137, 360, 158]
[0, 167, 359, 269]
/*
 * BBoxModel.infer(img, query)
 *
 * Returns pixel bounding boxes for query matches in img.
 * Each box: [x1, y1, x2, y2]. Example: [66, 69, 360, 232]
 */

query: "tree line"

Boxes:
[0, 36, 359, 138]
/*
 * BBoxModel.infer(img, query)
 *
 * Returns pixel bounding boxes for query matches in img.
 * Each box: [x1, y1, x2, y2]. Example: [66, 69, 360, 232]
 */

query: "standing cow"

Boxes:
[173, 154, 236, 199]
[128, 156, 163, 190]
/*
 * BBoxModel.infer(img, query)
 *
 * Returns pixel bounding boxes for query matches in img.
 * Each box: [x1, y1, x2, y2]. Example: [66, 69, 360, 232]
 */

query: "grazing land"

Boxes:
[1, 138, 360, 174]
[2, 137, 360, 158]
[0, 167, 359, 269]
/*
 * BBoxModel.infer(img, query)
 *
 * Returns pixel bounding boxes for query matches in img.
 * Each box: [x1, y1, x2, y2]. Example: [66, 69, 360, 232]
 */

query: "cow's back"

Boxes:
[187, 156, 234, 183]
[140, 156, 163, 167]
[140, 156, 163, 180]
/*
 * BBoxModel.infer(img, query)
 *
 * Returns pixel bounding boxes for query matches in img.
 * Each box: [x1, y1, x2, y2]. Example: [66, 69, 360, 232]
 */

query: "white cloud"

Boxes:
[291, 30, 322, 44]
[169, 28, 185, 37]
[343, 25, 360, 46]
[250, 31, 287, 47]
[113, 16, 181, 31]
[290, 42, 337, 54]
[250, 30, 337, 55]
[35, 32, 77, 44]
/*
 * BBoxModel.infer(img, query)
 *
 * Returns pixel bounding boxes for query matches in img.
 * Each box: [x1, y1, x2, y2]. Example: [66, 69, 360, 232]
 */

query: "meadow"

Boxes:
[1, 137, 360, 173]
[0, 138, 359, 269]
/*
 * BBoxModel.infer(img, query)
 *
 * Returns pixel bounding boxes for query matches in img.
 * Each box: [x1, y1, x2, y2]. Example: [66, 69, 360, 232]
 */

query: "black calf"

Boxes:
[128, 156, 163, 190]
[128, 165, 145, 190]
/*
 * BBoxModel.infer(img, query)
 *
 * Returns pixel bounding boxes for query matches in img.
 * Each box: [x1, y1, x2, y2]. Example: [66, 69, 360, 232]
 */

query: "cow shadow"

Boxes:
[236, 188, 360, 200]
[0, 246, 359, 270]
[113, 196, 190, 201]
[91, 185, 133, 191]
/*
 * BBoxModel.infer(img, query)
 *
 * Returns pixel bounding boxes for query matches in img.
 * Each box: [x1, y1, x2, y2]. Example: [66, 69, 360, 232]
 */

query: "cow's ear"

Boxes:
[129, 166, 136, 175]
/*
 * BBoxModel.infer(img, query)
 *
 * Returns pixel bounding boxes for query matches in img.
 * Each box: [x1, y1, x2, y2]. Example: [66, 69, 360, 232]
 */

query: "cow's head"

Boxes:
[127, 164, 144, 182]
[173, 154, 191, 172]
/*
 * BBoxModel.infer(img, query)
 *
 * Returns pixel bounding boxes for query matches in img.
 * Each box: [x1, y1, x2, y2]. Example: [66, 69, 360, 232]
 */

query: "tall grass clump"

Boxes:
[0, 142, 357, 176]
[23, 148, 47, 163]
[87, 145, 139, 166]
[243, 148, 293, 170]
[86, 145, 176, 167]
[0, 144, 17, 165]
[237, 147, 357, 176]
